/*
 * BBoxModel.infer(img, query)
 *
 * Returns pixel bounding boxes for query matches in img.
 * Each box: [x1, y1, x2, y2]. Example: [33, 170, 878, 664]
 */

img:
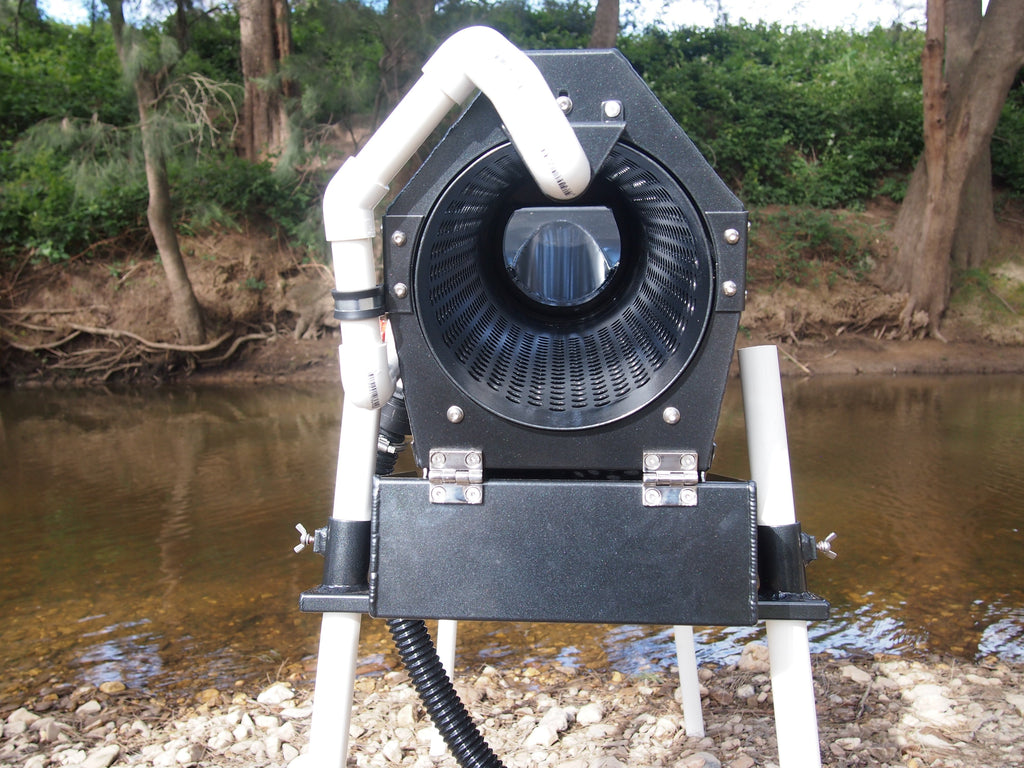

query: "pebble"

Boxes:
[2, 656, 1023, 767]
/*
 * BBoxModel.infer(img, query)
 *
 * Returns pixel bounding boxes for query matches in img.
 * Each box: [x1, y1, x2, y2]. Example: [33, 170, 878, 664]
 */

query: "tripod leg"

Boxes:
[674, 625, 705, 737]
[739, 345, 822, 768]
[430, 619, 459, 755]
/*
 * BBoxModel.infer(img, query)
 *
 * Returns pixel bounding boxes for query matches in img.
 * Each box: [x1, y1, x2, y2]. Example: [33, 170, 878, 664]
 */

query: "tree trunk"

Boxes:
[239, 0, 294, 163]
[888, 0, 1024, 337]
[105, 0, 206, 345]
[589, 0, 620, 49]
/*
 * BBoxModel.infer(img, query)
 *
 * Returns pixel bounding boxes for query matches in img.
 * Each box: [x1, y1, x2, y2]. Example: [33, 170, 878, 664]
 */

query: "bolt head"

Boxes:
[643, 453, 662, 470]
[464, 486, 483, 504]
[465, 451, 481, 467]
[724, 228, 741, 245]
[430, 451, 447, 468]
[662, 407, 681, 425]
[680, 488, 698, 506]
[723, 280, 738, 297]
[643, 488, 663, 506]
[679, 452, 697, 471]
[602, 100, 623, 119]
[446, 405, 464, 424]
[429, 486, 447, 503]
[391, 230, 407, 247]
[393, 282, 408, 299]
[555, 95, 573, 114]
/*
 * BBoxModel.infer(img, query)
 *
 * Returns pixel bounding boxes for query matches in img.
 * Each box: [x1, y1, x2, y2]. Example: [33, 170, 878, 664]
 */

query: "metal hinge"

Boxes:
[642, 451, 699, 507]
[428, 449, 484, 504]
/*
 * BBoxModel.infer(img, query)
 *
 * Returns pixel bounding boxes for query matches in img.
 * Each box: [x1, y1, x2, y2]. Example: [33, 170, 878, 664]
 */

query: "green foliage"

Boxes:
[751, 207, 876, 285]
[992, 77, 1024, 195]
[620, 23, 925, 207]
[434, 0, 595, 50]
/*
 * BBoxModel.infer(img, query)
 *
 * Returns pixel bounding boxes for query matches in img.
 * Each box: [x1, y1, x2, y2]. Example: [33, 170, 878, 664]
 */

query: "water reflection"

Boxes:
[0, 375, 1022, 701]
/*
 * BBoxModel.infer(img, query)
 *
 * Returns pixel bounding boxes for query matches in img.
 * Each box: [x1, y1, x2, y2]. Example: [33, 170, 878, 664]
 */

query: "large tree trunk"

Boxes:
[239, 0, 294, 163]
[888, 0, 1024, 337]
[589, 0, 620, 48]
[106, 0, 206, 345]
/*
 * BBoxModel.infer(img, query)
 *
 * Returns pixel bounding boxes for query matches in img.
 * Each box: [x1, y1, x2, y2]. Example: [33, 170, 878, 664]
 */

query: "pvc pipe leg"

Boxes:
[429, 620, 459, 755]
[674, 625, 705, 737]
[294, 612, 363, 768]
[738, 345, 822, 768]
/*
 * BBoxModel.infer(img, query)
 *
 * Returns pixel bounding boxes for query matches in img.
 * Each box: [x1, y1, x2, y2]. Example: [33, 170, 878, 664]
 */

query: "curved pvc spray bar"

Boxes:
[323, 25, 591, 412]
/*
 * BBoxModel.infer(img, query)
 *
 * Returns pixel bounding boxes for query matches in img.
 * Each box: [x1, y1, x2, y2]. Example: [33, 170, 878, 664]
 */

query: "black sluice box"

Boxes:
[369, 476, 758, 627]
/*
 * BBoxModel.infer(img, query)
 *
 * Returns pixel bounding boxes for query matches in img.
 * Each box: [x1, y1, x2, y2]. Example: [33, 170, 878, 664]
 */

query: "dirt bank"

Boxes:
[2, 204, 1023, 386]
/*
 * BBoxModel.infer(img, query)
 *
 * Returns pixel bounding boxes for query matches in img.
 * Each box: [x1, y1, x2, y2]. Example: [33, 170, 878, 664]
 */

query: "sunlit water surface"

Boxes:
[1, 374, 1022, 702]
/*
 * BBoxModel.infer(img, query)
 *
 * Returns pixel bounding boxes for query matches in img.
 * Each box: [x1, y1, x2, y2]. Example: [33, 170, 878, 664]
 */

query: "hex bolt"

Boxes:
[724, 228, 741, 245]
[391, 230, 408, 247]
[723, 280, 738, 297]
[603, 100, 623, 119]
[446, 405, 464, 424]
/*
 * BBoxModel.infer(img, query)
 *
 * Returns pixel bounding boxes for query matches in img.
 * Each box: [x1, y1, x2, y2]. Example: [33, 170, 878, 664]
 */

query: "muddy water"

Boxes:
[1, 375, 1022, 701]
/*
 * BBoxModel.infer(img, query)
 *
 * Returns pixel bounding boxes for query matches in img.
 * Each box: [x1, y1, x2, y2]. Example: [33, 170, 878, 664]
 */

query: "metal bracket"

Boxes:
[642, 450, 699, 506]
[428, 449, 484, 504]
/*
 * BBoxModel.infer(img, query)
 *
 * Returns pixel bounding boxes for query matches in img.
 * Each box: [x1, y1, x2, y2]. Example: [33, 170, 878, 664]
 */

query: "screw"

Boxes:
[816, 532, 838, 560]
[555, 95, 573, 114]
[430, 451, 447, 468]
[393, 283, 408, 299]
[723, 280, 738, 297]
[643, 454, 662, 471]
[446, 405, 464, 424]
[602, 100, 623, 119]
[430, 486, 447, 503]
[662, 407, 681, 425]
[391, 230, 407, 247]
[643, 488, 663, 506]
[724, 228, 741, 245]
[293, 523, 314, 554]
[680, 488, 698, 506]
[679, 452, 697, 471]
[465, 451, 482, 467]
[464, 486, 483, 504]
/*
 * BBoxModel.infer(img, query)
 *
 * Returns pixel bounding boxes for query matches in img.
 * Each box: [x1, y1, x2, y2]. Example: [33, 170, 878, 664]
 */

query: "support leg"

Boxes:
[739, 345, 822, 768]
[674, 625, 705, 737]
[430, 620, 459, 755]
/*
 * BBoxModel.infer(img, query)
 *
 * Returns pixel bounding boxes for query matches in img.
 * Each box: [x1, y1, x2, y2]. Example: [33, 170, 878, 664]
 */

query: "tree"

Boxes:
[238, 0, 294, 163]
[105, 0, 206, 345]
[888, 0, 1024, 338]
[589, 0, 618, 48]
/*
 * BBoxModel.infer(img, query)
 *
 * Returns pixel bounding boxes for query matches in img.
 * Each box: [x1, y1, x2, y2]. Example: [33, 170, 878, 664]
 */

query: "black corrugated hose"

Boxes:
[375, 387, 506, 768]
[386, 618, 506, 768]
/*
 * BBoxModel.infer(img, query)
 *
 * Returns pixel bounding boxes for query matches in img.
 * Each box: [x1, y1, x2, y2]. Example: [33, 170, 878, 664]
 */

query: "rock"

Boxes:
[1006, 693, 1024, 717]
[24, 756, 47, 768]
[576, 702, 604, 725]
[524, 723, 559, 748]
[652, 716, 678, 740]
[538, 706, 569, 733]
[97, 681, 126, 695]
[680, 751, 722, 768]
[82, 744, 120, 768]
[254, 714, 280, 730]
[382, 738, 403, 763]
[195, 688, 220, 706]
[735, 684, 756, 699]
[75, 700, 102, 716]
[7, 707, 41, 726]
[840, 664, 873, 686]
[256, 682, 295, 705]
[728, 756, 755, 768]
[175, 742, 204, 764]
[738, 643, 770, 673]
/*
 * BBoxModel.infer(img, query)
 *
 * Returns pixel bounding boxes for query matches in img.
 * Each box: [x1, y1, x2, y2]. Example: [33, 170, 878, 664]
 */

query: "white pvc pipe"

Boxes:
[673, 625, 705, 737]
[301, 27, 591, 768]
[429, 620, 459, 755]
[738, 345, 822, 768]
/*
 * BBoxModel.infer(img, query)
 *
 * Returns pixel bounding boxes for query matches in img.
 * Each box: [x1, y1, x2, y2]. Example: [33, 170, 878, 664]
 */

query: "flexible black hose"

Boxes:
[387, 618, 507, 768]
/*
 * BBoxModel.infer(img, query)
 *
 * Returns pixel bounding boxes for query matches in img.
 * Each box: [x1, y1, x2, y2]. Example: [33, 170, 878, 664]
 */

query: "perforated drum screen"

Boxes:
[414, 142, 715, 431]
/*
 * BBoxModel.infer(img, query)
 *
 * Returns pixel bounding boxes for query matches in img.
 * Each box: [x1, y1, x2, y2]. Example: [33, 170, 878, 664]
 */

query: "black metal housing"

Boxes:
[383, 49, 747, 474]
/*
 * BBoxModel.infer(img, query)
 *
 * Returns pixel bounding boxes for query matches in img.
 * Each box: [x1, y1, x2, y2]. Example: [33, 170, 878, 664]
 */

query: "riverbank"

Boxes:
[3, 648, 1023, 768]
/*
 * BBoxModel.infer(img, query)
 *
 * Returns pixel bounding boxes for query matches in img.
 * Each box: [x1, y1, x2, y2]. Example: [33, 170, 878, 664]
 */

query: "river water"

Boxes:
[1, 374, 1022, 702]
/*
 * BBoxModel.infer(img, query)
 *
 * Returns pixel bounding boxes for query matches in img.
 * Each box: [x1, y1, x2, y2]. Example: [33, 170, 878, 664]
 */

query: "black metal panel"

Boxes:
[370, 476, 758, 627]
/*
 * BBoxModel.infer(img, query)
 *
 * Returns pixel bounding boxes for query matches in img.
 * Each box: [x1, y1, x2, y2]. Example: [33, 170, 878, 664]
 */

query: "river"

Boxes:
[1, 374, 1022, 703]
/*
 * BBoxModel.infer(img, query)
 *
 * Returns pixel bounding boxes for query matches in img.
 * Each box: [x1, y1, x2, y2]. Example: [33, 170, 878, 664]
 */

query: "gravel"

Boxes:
[3, 645, 1023, 768]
